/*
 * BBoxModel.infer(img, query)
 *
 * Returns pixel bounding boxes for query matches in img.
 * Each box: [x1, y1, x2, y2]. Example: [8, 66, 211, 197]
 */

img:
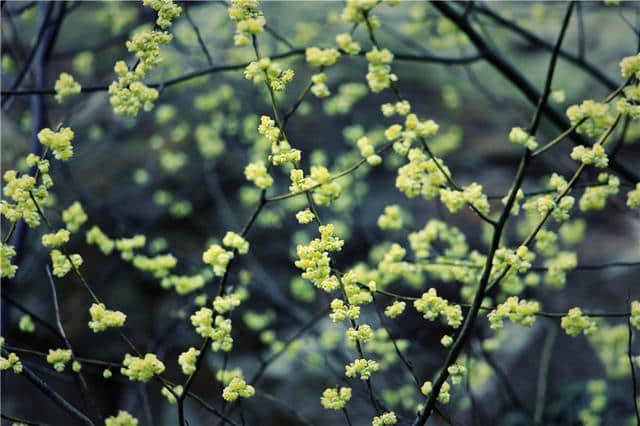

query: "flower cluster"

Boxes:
[342, 271, 375, 306]
[345, 358, 380, 380]
[330, 298, 360, 322]
[161, 274, 205, 295]
[244, 58, 294, 92]
[46, 348, 72, 372]
[54, 72, 81, 103]
[493, 245, 535, 274]
[413, 288, 463, 328]
[508, 127, 538, 151]
[396, 148, 449, 199]
[190, 308, 234, 352]
[289, 166, 342, 206]
[523, 193, 575, 222]
[619, 53, 640, 79]
[377, 204, 403, 230]
[336, 33, 361, 55]
[447, 363, 467, 385]
[487, 297, 540, 329]
[616, 84, 640, 118]
[178, 347, 200, 375]
[115, 235, 146, 260]
[222, 377, 255, 402]
[306, 47, 341, 67]
[310, 72, 330, 98]
[1, 244, 17, 278]
[346, 324, 374, 344]
[296, 209, 315, 224]
[629, 183, 640, 209]
[372, 412, 398, 426]
[109, 63, 161, 116]
[566, 101, 614, 137]
[439, 182, 490, 215]
[356, 136, 382, 166]
[341, 0, 379, 25]
[86, 226, 115, 255]
[440, 335, 453, 347]
[161, 385, 184, 404]
[320, 387, 352, 410]
[258, 115, 280, 142]
[105, 411, 138, 426]
[121, 353, 165, 382]
[142, 0, 182, 29]
[19, 314, 35, 333]
[213, 293, 242, 314]
[579, 173, 619, 211]
[88, 303, 126, 332]
[62, 201, 87, 233]
[1, 171, 44, 228]
[420, 380, 451, 404]
[295, 224, 344, 292]
[41, 229, 70, 248]
[384, 300, 406, 318]
[132, 254, 177, 278]
[570, 143, 609, 168]
[365, 47, 396, 92]
[561, 307, 598, 337]
[0, 352, 22, 374]
[50, 249, 82, 277]
[223, 231, 250, 254]
[202, 243, 235, 276]
[109, 0, 180, 117]
[543, 251, 578, 289]
[389, 110, 440, 148]
[38, 127, 75, 161]
[244, 161, 273, 189]
[228, 0, 265, 46]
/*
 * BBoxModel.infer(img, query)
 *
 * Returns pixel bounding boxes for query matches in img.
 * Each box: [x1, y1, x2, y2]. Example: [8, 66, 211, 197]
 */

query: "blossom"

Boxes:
[202, 244, 234, 276]
[244, 161, 273, 189]
[561, 307, 597, 336]
[320, 387, 351, 410]
[222, 377, 255, 402]
[88, 303, 126, 332]
[178, 347, 200, 375]
[54, 73, 81, 103]
[105, 411, 138, 426]
[38, 127, 75, 161]
[336, 33, 361, 55]
[306, 47, 341, 67]
[47, 348, 72, 372]
[345, 358, 380, 380]
[121, 353, 165, 382]
[222, 231, 249, 254]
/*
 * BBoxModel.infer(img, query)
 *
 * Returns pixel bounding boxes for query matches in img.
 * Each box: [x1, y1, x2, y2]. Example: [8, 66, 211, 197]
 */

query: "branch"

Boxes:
[472, 2, 617, 90]
[2, 348, 94, 425]
[432, 1, 639, 183]
[46, 265, 100, 420]
[0, 48, 483, 97]
[414, 3, 575, 422]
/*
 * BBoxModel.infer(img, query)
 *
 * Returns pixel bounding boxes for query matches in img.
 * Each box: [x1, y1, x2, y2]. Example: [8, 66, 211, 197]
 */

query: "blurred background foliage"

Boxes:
[2, 1, 640, 425]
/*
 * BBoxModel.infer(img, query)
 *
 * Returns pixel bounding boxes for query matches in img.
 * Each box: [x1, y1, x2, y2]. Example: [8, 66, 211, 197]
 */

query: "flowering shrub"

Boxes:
[2, 1, 640, 425]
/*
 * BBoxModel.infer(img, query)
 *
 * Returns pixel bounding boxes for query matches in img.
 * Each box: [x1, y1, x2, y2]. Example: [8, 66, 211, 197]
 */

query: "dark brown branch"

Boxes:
[414, 3, 574, 423]
[1, 348, 94, 425]
[1, 48, 483, 97]
[435, 2, 638, 183]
